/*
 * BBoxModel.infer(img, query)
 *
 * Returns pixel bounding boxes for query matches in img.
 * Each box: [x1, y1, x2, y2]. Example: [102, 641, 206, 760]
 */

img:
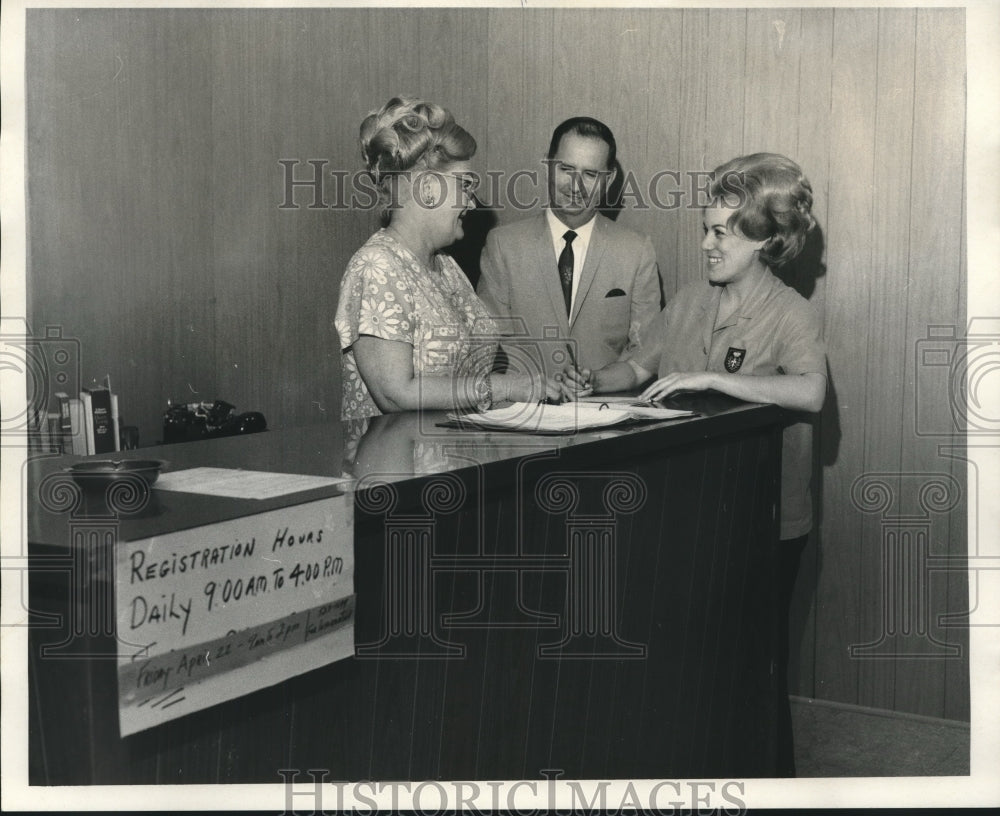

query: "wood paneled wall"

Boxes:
[26, 7, 968, 720]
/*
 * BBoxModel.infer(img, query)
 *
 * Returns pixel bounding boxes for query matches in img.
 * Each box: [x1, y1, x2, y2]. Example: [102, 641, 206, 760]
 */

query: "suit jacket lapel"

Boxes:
[570, 215, 605, 329]
[536, 213, 570, 332]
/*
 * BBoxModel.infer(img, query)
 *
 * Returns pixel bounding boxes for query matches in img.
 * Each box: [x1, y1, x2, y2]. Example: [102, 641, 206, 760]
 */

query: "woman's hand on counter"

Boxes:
[639, 371, 717, 403]
[493, 371, 561, 405]
[640, 370, 827, 413]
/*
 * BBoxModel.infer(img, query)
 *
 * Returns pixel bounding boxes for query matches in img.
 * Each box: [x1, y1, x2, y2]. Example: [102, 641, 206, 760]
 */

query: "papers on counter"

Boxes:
[575, 395, 646, 404]
[574, 395, 697, 420]
[154, 467, 350, 500]
[446, 400, 695, 434]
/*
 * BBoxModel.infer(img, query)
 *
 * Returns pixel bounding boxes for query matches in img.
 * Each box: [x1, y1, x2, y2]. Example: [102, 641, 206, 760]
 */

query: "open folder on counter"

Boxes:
[442, 400, 696, 434]
[572, 395, 699, 419]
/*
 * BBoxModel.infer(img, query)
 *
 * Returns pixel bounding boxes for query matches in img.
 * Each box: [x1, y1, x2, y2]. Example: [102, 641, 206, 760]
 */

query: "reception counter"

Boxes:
[28, 396, 786, 783]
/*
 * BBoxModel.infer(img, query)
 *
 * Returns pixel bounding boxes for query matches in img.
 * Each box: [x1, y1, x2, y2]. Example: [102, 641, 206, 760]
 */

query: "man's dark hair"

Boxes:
[546, 116, 617, 171]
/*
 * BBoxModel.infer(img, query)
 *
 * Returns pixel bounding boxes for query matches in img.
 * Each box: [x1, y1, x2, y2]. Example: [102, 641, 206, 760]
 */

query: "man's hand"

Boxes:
[556, 366, 594, 401]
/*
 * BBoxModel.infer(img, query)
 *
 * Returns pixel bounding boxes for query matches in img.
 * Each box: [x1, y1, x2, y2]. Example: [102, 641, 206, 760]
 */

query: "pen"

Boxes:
[564, 342, 590, 390]
[564, 342, 577, 370]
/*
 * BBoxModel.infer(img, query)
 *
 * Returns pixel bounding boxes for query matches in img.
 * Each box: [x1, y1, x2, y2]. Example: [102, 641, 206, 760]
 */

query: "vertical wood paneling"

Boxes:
[210, 11, 273, 429]
[675, 10, 710, 291]
[484, 9, 527, 221]
[520, 9, 556, 206]
[945, 182, 969, 722]
[814, 8, 879, 708]
[211, 10, 365, 434]
[111, 9, 216, 442]
[702, 10, 747, 184]
[855, 8, 917, 713]
[551, 10, 645, 139]
[787, 8, 834, 700]
[641, 10, 683, 296]
[483, 9, 524, 177]
[897, 8, 966, 717]
[25, 7, 969, 722]
[592, 10, 652, 247]
[743, 9, 801, 160]
[486, 9, 553, 226]
[418, 9, 488, 139]
[367, 9, 415, 103]
[27, 9, 216, 444]
[793, 8, 834, 319]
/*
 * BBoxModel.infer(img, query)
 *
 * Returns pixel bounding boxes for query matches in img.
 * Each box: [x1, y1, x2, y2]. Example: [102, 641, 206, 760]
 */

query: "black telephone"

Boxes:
[162, 400, 266, 445]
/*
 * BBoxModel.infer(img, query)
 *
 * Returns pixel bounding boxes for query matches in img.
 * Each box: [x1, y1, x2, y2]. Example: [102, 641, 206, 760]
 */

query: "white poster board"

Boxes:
[115, 494, 353, 736]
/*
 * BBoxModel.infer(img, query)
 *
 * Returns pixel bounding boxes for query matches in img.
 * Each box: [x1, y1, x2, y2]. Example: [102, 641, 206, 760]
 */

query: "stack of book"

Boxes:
[53, 377, 121, 456]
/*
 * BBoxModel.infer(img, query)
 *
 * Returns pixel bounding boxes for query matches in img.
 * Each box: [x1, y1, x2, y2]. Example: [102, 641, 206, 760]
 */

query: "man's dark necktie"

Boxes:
[558, 230, 577, 317]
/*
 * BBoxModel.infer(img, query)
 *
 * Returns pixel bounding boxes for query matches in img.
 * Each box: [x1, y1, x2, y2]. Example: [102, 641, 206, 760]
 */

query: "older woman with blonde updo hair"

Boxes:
[335, 97, 559, 420]
[562, 152, 827, 775]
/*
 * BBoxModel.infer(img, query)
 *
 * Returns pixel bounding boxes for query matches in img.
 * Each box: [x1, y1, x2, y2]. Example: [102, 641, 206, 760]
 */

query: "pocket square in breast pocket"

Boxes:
[605, 288, 626, 298]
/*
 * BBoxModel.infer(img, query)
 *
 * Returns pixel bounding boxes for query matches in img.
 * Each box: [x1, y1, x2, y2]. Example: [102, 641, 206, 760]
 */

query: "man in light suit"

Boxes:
[477, 117, 662, 380]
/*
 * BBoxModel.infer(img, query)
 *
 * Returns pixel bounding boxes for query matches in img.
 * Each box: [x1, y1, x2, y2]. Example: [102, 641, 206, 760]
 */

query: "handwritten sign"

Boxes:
[115, 494, 353, 736]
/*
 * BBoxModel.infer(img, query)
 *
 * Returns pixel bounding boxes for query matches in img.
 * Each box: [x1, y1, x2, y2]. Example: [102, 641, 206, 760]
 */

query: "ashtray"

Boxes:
[67, 459, 166, 487]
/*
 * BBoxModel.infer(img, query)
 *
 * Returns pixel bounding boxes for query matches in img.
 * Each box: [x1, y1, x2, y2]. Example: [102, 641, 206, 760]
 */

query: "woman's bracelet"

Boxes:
[473, 372, 493, 412]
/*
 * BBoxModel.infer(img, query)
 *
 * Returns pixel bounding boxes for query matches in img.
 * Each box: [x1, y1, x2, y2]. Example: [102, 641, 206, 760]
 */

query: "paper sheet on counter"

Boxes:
[448, 401, 696, 433]
[155, 467, 350, 500]
[574, 396, 696, 419]
[449, 402, 622, 432]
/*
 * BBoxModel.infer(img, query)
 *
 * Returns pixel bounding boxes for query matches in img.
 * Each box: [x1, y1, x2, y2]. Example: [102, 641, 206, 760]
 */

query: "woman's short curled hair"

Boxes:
[708, 153, 815, 268]
[359, 96, 476, 204]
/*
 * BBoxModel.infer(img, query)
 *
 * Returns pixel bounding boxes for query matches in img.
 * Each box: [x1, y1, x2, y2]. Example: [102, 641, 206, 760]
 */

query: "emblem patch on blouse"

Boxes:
[724, 347, 746, 373]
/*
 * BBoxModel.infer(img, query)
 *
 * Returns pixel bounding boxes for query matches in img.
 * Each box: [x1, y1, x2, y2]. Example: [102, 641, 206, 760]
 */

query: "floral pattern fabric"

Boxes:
[335, 229, 499, 419]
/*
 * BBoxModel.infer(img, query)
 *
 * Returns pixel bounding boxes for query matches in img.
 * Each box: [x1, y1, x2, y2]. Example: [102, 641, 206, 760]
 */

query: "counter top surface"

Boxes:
[28, 395, 784, 547]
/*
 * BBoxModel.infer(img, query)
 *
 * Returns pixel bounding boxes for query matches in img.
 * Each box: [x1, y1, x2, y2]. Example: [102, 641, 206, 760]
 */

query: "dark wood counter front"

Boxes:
[28, 396, 785, 783]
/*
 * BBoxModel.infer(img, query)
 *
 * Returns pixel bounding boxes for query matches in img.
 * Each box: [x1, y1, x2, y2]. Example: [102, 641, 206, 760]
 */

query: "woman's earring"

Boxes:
[421, 183, 435, 206]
